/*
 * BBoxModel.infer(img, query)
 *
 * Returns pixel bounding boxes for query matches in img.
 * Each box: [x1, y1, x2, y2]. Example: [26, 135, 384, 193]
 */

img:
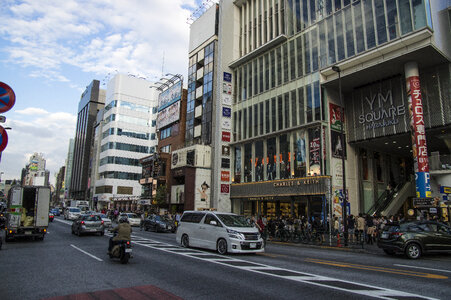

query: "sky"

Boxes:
[0, 0, 214, 185]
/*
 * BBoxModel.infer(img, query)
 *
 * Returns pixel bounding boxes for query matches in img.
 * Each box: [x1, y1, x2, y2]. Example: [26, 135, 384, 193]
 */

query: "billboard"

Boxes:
[158, 80, 182, 112]
[157, 101, 180, 129]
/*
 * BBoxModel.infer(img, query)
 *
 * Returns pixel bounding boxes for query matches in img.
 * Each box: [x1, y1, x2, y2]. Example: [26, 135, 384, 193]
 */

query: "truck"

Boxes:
[70, 200, 89, 211]
[5, 185, 51, 241]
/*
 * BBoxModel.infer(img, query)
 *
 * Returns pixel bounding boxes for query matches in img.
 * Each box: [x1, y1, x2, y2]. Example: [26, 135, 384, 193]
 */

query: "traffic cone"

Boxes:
[337, 233, 342, 247]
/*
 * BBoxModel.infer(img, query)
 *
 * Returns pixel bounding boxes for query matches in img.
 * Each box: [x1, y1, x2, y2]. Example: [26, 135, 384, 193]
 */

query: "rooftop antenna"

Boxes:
[161, 51, 165, 78]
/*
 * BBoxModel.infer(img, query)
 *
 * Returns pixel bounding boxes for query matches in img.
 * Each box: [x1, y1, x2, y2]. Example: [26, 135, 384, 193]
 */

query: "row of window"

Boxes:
[234, 82, 321, 141]
[99, 171, 141, 181]
[105, 99, 156, 114]
[102, 127, 155, 141]
[99, 156, 140, 167]
[101, 142, 154, 154]
[104, 113, 155, 127]
[235, 0, 430, 102]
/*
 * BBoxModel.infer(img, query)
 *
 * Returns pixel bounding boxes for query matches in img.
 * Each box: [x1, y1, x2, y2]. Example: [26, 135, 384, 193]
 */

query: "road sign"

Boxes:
[0, 82, 16, 113]
[0, 125, 8, 152]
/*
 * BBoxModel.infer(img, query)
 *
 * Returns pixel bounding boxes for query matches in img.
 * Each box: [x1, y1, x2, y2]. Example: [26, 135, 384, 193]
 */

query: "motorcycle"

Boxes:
[108, 232, 132, 264]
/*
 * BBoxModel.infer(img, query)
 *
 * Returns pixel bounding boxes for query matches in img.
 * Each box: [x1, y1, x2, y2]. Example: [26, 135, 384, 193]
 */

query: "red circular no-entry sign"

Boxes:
[0, 82, 16, 113]
[0, 125, 8, 152]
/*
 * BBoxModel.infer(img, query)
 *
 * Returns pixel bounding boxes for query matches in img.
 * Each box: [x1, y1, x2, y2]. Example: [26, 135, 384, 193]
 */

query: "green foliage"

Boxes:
[155, 184, 167, 206]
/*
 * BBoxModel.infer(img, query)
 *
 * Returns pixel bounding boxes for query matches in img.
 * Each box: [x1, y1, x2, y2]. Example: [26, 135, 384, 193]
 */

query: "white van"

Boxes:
[64, 207, 82, 220]
[175, 211, 264, 254]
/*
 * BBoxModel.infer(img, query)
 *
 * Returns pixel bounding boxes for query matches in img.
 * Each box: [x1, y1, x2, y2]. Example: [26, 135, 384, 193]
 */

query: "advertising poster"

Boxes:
[171, 185, 185, 204]
[195, 169, 211, 209]
[329, 103, 344, 132]
[308, 127, 321, 175]
[407, 75, 431, 197]
[158, 80, 182, 112]
[157, 101, 180, 129]
[222, 131, 231, 142]
[331, 130, 347, 159]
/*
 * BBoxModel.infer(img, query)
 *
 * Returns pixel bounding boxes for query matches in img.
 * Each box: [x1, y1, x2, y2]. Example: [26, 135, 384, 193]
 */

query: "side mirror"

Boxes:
[210, 220, 217, 226]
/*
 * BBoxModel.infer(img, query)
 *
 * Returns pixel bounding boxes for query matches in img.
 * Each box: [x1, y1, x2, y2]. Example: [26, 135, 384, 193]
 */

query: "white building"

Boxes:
[23, 153, 49, 187]
[93, 74, 159, 210]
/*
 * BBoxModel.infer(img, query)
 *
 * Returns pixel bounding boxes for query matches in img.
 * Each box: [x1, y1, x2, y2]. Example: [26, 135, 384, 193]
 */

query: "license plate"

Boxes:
[125, 248, 132, 253]
[25, 231, 32, 235]
[250, 243, 256, 248]
[381, 233, 388, 239]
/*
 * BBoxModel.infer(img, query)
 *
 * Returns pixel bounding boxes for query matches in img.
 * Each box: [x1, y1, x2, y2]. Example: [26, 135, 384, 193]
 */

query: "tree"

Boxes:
[154, 184, 168, 208]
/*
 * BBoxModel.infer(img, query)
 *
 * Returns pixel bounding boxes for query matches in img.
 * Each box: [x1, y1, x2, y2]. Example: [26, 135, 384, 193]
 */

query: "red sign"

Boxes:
[408, 76, 429, 172]
[0, 126, 8, 152]
[220, 184, 230, 194]
[221, 171, 230, 182]
[0, 82, 16, 113]
[222, 131, 231, 142]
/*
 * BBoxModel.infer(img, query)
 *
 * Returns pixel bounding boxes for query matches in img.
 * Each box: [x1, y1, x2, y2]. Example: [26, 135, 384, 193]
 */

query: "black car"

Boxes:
[143, 215, 175, 233]
[377, 221, 451, 259]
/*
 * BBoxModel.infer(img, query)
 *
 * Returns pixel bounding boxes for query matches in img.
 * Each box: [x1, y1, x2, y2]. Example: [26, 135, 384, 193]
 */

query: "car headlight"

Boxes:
[227, 229, 245, 240]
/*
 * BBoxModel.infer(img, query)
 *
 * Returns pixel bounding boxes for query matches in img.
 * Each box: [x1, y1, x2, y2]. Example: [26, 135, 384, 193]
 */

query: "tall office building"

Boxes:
[94, 74, 159, 211]
[70, 80, 106, 200]
[180, 0, 450, 220]
[64, 138, 74, 201]
[22, 153, 50, 187]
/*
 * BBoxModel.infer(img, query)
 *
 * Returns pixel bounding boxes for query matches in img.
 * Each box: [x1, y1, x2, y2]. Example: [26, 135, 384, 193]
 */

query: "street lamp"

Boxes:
[332, 65, 348, 246]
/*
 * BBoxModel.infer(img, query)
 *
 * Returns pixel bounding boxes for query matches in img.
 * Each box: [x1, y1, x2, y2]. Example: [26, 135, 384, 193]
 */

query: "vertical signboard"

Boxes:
[406, 62, 431, 198]
[308, 127, 321, 175]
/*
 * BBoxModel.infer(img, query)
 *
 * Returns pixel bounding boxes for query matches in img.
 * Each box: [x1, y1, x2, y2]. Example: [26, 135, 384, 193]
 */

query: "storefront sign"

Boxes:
[222, 119, 232, 130]
[222, 107, 231, 117]
[222, 94, 232, 106]
[223, 83, 232, 95]
[221, 158, 230, 168]
[138, 199, 151, 205]
[221, 171, 230, 182]
[249, 196, 275, 201]
[358, 90, 406, 130]
[273, 178, 320, 187]
[440, 186, 451, 194]
[222, 131, 231, 142]
[222, 145, 230, 156]
[413, 197, 434, 207]
[407, 74, 431, 198]
[223, 72, 232, 82]
[221, 184, 230, 194]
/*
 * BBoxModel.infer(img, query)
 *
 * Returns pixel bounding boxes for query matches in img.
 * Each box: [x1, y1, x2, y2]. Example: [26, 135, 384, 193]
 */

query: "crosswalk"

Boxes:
[106, 233, 437, 300]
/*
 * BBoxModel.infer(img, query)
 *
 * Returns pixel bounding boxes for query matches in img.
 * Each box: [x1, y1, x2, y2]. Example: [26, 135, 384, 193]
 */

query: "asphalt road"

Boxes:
[0, 216, 450, 300]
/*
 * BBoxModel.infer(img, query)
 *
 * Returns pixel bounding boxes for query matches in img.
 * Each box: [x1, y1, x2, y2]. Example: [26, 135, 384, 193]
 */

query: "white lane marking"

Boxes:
[394, 264, 451, 274]
[70, 244, 103, 262]
[105, 233, 436, 300]
[54, 218, 73, 225]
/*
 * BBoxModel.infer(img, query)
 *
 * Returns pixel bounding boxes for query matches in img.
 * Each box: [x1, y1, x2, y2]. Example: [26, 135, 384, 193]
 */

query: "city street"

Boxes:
[1, 216, 450, 300]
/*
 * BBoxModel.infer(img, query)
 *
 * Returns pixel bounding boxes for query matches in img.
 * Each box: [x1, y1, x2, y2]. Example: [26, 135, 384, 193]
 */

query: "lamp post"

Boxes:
[332, 65, 348, 246]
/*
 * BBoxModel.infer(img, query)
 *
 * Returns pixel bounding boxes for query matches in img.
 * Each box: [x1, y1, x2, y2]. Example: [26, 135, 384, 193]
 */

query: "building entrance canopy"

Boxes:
[231, 176, 331, 199]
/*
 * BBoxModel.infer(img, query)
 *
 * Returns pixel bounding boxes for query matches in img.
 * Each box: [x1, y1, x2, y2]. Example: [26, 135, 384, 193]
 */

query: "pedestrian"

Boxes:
[347, 215, 355, 244]
[356, 213, 365, 244]
[140, 212, 145, 231]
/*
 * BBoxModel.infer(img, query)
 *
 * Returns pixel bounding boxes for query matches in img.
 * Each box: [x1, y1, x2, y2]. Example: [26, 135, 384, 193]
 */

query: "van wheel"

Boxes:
[217, 239, 227, 255]
[181, 234, 189, 248]
[405, 243, 421, 259]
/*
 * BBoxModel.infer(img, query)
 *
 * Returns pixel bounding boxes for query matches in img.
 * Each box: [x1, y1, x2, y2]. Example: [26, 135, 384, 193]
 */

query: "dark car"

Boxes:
[71, 214, 105, 236]
[50, 208, 60, 216]
[143, 215, 175, 233]
[377, 221, 451, 259]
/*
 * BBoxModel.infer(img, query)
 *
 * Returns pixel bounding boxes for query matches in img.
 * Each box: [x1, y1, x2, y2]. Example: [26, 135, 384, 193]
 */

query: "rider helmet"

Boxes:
[119, 216, 129, 223]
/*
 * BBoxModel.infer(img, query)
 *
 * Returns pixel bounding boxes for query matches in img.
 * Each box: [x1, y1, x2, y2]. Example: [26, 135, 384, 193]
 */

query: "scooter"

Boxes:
[108, 233, 132, 264]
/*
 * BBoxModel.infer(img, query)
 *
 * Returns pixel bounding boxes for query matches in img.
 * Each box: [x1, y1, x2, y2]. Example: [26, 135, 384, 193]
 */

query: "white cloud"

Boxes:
[1, 110, 76, 184]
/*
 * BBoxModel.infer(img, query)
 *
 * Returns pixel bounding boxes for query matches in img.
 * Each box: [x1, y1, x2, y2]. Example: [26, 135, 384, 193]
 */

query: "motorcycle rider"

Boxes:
[108, 216, 132, 253]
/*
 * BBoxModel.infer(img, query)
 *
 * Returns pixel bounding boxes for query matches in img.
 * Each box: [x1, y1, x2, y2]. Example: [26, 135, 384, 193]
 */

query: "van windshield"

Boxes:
[217, 214, 253, 228]
[69, 208, 81, 212]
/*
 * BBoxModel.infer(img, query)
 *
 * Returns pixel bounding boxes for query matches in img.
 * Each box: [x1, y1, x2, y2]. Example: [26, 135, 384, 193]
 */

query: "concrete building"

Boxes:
[70, 80, 106, 200]
[94, 74, 159, 211]
[178, 0, 451, 222]
[21, 152, 50, 187]
[64, 138, 74, 201]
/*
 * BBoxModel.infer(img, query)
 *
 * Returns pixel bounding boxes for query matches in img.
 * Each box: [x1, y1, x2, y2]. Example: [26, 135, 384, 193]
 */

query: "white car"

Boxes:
[64, 207, 82, 220]
[176, 211, 264, 255]
[120, 213, 141, 227]
[99, 214, 112, 228]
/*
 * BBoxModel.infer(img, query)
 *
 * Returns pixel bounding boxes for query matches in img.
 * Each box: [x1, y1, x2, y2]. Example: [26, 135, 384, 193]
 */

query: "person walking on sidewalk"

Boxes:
[347, 215, 355, 244]
[356, 213, 366, 244]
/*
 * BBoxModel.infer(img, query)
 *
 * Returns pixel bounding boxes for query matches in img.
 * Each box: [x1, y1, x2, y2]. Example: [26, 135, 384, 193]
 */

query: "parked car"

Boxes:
[119, 213, 141, 227]
[176, 211, 264, 255]
[143, 215, 175, 233]
[99, 214, 112, 228]
[50, 208, 60, 216]
[71, 214, 104, 236]
[49, 212, 54, 222]
[377, 221, 451, 259]
[64, 207, 82, 220]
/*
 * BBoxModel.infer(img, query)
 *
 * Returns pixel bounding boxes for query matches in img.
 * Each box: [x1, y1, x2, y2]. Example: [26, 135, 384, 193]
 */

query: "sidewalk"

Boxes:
[267, 233, 383, 255]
